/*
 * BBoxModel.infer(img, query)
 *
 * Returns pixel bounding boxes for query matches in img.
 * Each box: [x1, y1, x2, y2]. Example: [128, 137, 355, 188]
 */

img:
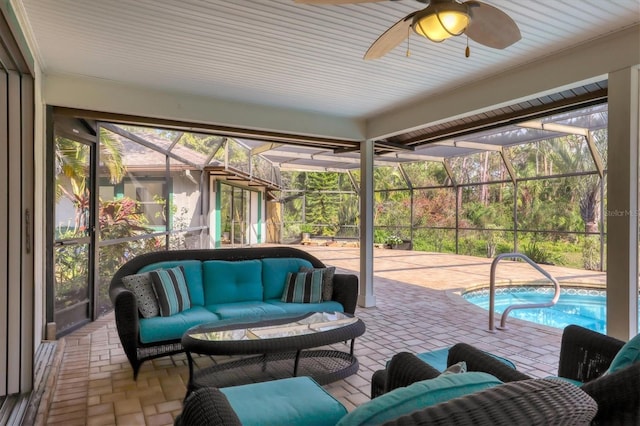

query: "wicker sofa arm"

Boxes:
[331, 273, 359, 314]
[382, 378, 597, 426]
[109, 285, 142, 373]
[447, 343, 531, 383]
[557, 325, 625, 382]
[580, 362, 640, 425]
[385, 352, 441, 393]
[174, 387, 242, 426]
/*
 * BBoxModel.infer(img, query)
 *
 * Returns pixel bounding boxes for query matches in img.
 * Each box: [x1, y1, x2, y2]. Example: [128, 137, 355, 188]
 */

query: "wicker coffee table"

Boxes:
[181, 311, 366, 394]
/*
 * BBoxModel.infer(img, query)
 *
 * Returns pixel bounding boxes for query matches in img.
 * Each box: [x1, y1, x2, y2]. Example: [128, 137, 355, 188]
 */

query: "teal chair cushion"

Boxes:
[336, 372, 502, 426]
[137, 260, 204, 306]
[202, 260, 263, 305]
[606, 333, 640, 374]
[261, 258, 314, 300]
[221, 377, 347, 426]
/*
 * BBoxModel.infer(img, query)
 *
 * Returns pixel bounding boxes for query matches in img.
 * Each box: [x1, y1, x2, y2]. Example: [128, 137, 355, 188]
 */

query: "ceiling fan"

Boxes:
[294, 0, 521, 59]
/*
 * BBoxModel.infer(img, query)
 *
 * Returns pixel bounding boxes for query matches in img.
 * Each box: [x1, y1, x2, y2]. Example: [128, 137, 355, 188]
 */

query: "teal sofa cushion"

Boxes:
[605, 332, 640, 374]
[221, 377, 347, 426]
[203, 260, 263, 305]
[137, 260, 205, 306]
[266, 299, 344, 315]
[261, 258, 314, 300]
[206, 301, 287, 320]
[139, 306, 219, 344]
[336, 372, 502, 426]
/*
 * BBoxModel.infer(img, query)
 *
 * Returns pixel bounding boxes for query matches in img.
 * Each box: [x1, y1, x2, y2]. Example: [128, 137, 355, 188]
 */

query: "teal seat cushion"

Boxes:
[138, 306, 219, 344]
[137, 260, 205, 306]
[203, 260, 263, 305]
[221, 377, 347, 426]
[605, 333, 640, 374]
[336, 372, 502, 426]
[261, 258, 314, 300]
[206, 301, 287, 320]
[266, 299, 344, 315]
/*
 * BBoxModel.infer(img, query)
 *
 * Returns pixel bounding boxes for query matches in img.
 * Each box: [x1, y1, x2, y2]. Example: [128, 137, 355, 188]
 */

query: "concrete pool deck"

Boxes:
[37, 247, 607, 425]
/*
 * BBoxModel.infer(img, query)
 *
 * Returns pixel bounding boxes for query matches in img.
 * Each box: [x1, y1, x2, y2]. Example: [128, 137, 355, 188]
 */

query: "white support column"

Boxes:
[606, 65, 639, 340]
[358, 140, 376, 307]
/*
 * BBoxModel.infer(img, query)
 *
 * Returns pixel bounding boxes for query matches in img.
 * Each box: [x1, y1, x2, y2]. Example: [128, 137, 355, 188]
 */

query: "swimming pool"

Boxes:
[462, 286, 613, 333]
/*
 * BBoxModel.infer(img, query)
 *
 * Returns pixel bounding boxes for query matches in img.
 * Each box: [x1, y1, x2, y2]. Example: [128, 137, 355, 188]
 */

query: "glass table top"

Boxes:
[186, 312, 358, 342]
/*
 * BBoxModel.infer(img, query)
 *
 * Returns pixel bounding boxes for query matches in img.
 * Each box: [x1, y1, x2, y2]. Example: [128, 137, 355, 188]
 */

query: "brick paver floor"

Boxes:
[35, 246, 606, 425]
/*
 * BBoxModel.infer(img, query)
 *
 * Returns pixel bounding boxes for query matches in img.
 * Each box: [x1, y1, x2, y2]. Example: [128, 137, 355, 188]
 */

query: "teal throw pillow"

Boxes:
[122, 272, 159, 318]
[150, 266, 191, 316]
[281, 270, 323, 303]
[336, 372, 502, 426]
[605, 333, 640, 374]
[300, 266, 336, 301]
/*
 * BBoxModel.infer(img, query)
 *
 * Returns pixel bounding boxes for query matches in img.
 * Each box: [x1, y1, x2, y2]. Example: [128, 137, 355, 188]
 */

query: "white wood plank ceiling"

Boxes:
[17, 0, 640, 119]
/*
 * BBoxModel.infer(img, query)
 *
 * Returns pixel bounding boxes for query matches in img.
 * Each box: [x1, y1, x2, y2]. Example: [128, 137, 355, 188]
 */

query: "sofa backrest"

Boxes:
[110, 247, 327, 307]
[202, 259, 264, 305]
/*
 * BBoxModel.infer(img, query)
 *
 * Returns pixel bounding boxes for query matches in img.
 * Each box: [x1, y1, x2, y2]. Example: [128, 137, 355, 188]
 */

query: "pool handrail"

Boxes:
[488, 253, 561, 332]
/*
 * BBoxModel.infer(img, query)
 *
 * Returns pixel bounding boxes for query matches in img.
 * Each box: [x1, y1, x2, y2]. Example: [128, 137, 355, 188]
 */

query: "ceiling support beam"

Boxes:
[442, 160, 457, 187]
[347, 170, 359, 193]
[204, 137, 226, 165]
[251, 142, 283, 155]
[101, 122, 202, 170]
[375, 140, 415, 151]
[518, 120, 590, 136]
[432, 140, 504, 151]
[383, 152, 445, 163]
[277, 163, 348, 173]
[499, 149, 517, 185]
[585, 133, 605, 178]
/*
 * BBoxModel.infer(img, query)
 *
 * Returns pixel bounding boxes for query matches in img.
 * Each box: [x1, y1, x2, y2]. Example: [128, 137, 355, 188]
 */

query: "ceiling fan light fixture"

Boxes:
[412, 2, 470, 42]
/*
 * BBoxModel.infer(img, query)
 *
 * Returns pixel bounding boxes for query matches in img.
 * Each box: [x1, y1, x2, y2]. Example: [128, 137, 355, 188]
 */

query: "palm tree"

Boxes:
[55, 129, 126, 233]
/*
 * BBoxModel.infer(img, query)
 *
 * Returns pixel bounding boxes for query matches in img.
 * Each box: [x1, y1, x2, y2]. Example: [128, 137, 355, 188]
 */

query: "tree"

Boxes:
[304, 172, 340, 235]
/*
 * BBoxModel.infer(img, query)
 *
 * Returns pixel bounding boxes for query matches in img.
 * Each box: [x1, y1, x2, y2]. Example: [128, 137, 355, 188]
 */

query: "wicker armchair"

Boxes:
[175, 378, 597, 426]
[382, 325, 639, 425]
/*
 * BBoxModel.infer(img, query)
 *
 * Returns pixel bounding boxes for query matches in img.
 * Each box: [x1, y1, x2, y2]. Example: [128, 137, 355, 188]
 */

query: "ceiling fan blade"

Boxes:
[364, 11, 417, 60]
[294, 0, 384, 4]
[463, 1, 521, 49]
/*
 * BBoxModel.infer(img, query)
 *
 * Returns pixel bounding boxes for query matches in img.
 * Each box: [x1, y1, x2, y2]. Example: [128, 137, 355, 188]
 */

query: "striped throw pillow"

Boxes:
[150, 266, 191, 316]
[281, 271, 323, 303]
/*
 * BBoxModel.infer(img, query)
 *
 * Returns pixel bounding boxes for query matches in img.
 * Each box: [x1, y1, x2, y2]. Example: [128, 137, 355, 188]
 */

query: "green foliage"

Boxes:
[385, 235, 403, 245]
[582, 235, 601, 270]
[304, 173, 341, 236]
[522, 238, 561, 265]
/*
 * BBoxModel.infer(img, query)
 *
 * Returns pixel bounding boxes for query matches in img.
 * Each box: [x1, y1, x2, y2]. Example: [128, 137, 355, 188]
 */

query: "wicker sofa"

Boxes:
[376, 325, 640, 425]
[109, 247, 358, 379]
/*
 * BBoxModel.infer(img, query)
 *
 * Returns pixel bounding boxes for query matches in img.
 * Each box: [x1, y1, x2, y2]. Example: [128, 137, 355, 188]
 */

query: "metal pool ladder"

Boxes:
[488, 253, 560, 332]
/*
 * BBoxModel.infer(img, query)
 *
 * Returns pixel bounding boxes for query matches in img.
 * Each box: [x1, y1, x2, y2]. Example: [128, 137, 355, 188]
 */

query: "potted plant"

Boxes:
[300, 224, 314, 241]
[385, 234, 404, 249]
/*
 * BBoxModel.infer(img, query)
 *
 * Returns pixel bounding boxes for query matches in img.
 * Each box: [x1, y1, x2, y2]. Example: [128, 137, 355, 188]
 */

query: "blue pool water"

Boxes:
[463, 286, 612, 333]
